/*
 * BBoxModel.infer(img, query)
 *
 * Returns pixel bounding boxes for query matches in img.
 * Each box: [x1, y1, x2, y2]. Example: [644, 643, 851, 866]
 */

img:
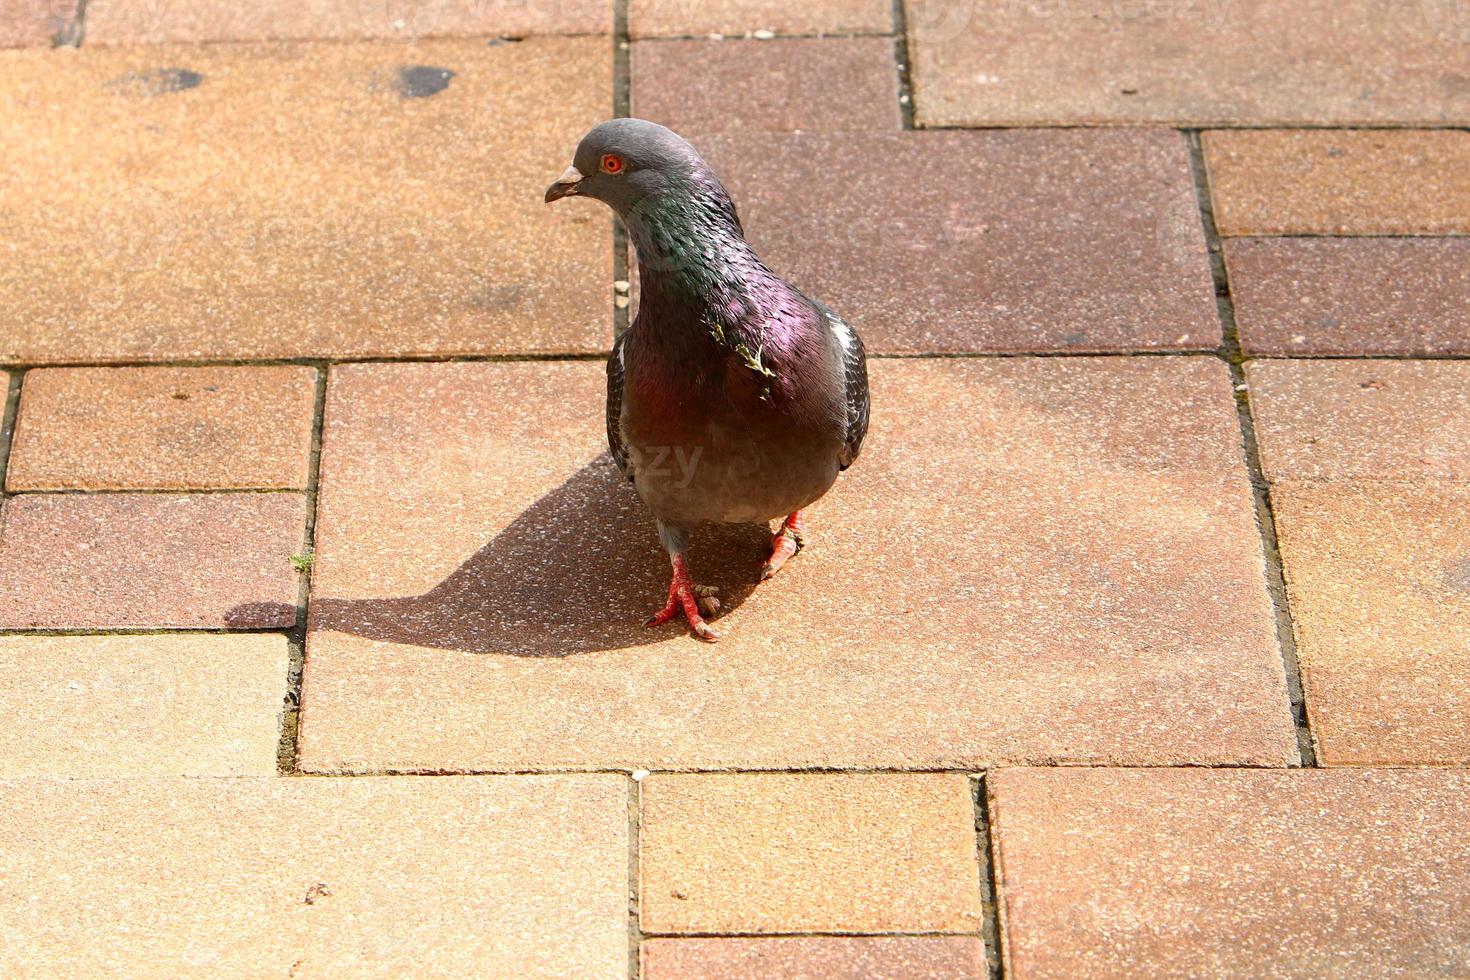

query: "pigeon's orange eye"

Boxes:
[600, 153, 625, 175]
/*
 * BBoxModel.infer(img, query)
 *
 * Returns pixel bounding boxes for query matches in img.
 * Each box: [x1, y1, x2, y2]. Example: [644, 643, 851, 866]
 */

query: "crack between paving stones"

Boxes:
[1186, 129, 1319, 769]
[627, 772, 643, 980]
[972, 774, 1006, 980]
[276, 363, 328, 774]
[890, 0, 916, 130]
[0, 372, 24, 504]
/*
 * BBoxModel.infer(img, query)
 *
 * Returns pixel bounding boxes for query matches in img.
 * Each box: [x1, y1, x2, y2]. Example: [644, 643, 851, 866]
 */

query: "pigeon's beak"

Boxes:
[544, 165, 584, 203]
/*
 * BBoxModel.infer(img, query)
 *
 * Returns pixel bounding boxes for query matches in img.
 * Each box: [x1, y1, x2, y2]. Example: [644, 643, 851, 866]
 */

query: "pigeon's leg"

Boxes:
[760, 510, 806, 581]
[645, 520, 721, 641]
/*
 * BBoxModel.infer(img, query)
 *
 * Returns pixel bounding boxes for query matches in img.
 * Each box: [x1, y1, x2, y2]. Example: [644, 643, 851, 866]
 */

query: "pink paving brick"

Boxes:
[990, 768, 1470, 977]
[0, 493, 304, 629]
[641, 936, 988, 979]
[632, 37, 903, 132]
[7, 366, 318, 491]
[1204, 129, 1470, 236]
[1272, 482, 1470, 766]
[1228, 238, 1470, 356]
[0, 0, 76, 47]
[629, 0, 893, 38]
[685, 128, 1217, 353]
[84, 0, 612, 43]
[1246, 360, 1470, 482]
[906, 0, 1470, 127]
[296, 357, 1295, 773]
[0, 38, 611, 363]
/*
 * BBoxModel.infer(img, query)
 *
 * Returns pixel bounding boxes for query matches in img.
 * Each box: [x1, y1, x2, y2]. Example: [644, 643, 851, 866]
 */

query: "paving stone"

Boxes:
[632, 38, 901, 132]
[1246, 360, 1470, 482]
[0, 38, 610, 364]
[0, 493, 304, 628]
[1272, 482, 1470, 765]
[297, 357, 1296, 773]
[640, 773, 981, 935]
[641, 936, 987, 979]
[85, 0, 610, 43]
[1227, 238, 1470, 356]
[906, 0, 1470, 127]
[7, 366, 317, 491]
[990, 767, 1470, 978]
[0, 634, 286, 777]
[629, 0, 892, 38]
[0, 0, 76, 45]
[1204, 130, 1470, 236]
[0, 775, 629, 976]
[685, 129, 1217, 353]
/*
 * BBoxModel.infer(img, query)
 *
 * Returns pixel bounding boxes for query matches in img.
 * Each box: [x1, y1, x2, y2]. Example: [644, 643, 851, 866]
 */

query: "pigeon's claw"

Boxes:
[646, 554, 721, 641]
[760, 511, 806, 581]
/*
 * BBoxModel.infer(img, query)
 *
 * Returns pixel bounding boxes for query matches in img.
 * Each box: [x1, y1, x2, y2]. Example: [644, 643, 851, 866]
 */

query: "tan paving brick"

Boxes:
[1273, 483, 1470, 765]
[0, 0, 76, 46]
[906, 0, 1470, 127]
[1246, 360, 1470, 482]
[85, 0, 610, 44]
[642, 936, 987, 978]
[0, 37, 610, 364]
[629, 0, 892, 38]
[1227, 238, 1470, 356]
[7, 366, 317, 491]
[641, 773, 981, 935]
[0, 493, 304, 628]
[297, 357, 1295, 773]
[685, 129, 1216, 352]
[0, 634, 286, 776]
[990, 768, 1470, 978]
[632, 38, 901, 132]
[0, 775, 629, 976]
[1204, 130, 1470, 236]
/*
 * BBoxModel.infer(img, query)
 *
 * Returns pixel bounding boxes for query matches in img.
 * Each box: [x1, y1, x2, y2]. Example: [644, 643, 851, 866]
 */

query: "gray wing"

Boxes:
[606, 332, 633, 479]
[817, 302, 869, 470]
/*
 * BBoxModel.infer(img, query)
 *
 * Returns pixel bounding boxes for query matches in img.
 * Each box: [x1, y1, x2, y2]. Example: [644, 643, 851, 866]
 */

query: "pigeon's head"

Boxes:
[544, 118, 711, 216]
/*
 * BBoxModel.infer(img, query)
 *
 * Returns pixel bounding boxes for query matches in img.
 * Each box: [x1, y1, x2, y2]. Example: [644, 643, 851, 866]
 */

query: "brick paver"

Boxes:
[1247, 360, 1470, 482]
[641, 937, 988, 978]
[0, 634, 286, 776]
[1272, 483, 1470, 765]
[0, 0, 75, 47]
[640, 773, 981, 934]
[1227, 238, 1470, 356]
[629, 0, 892, 38]
[7, 366, 317, 490]
[297, 357, 1295, 773]
[632, 38, 902, 132]
[0, 37, 610, 364]
[84, 0, 611, 43]
[0, 493, 304, 628]
[905, 0, 1470, 127]
[990, 768, 1470, 978]
[693, 129, 1216, 352]
[1204, 130, 1470, 236]
[0, 775, 629, 976]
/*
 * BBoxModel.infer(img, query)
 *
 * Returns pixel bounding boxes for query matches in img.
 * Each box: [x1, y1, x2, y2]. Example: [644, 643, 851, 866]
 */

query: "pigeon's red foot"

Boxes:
[760, 511, 806, 581]
[646, 552, 721, 641]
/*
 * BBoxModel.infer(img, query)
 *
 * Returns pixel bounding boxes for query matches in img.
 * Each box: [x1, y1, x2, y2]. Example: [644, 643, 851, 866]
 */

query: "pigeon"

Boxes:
[545, 118, 869, 641]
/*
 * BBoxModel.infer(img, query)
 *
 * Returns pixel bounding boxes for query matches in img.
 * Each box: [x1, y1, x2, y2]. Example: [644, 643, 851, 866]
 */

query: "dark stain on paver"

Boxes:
[1444, 557, 1470, 593]
[467, 282, 528, 312]
[394, 66, 455, 99]
[112, 68, 204, 97]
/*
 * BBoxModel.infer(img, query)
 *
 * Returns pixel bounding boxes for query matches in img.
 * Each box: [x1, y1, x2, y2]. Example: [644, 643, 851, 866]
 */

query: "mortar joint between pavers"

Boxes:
[627, 772, 643, 980]
[971, 774, 1007, 980]
[0, 371, 24, 504]
[1184, 129, 1319, 768]
[277, 363, 329, 775]
[890, 0, 917, 130]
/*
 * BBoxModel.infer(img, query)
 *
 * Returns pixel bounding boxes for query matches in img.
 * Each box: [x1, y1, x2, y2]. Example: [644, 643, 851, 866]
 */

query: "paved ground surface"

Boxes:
[1, 1, 1467, 976]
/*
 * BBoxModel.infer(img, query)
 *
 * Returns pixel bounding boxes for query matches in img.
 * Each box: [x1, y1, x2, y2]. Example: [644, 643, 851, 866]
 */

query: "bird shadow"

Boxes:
[228, 456, 770, 657]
